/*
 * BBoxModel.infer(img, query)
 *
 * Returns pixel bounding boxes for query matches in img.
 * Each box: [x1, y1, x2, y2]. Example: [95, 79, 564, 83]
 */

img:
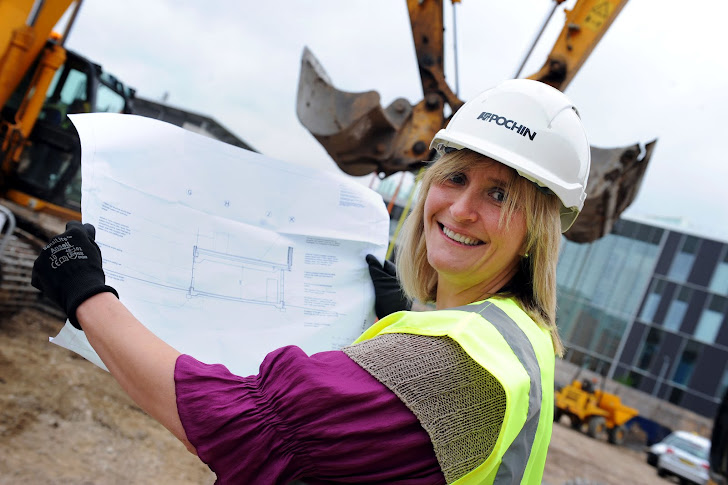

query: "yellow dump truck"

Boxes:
[555, 378, 640, 445]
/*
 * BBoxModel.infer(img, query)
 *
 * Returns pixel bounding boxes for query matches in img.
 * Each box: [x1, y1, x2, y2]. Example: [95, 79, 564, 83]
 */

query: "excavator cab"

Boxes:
[1, 47, 134, 218]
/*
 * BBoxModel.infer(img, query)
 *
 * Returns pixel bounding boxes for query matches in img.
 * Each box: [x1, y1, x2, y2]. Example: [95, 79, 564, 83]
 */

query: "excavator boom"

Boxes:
[0, 0, 76, 107]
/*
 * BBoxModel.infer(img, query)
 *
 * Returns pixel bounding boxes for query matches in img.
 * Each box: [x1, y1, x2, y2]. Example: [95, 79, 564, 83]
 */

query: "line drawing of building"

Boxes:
[189, 245, 294, 309]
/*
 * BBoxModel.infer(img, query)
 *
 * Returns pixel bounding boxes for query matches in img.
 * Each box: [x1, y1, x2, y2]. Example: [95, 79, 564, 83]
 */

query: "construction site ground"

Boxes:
[1, 308, 672, 485]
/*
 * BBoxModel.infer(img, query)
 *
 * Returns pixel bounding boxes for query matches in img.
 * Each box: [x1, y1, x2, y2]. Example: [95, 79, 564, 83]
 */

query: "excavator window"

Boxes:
[38, 65, 89, 127]
[95, 82, 125, 113]
[15, 138, 75, 191]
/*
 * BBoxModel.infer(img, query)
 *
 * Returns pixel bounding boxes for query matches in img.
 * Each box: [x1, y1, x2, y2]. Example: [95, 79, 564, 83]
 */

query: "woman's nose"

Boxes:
[449, 191, 479, 222]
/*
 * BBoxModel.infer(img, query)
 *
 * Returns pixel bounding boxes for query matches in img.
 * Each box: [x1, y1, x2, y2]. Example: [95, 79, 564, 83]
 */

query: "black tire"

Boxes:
[657, 467, 667, 478]
[554, 408, 564, 423]
[587, 416, 606, 438]
[608, 425, 626, 445]
[646, 452, 658, 467]
[570, 416, 582, 430]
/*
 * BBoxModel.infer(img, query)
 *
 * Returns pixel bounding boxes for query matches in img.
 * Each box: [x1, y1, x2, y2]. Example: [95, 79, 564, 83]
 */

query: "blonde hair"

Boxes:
[396, 149, 565, 356]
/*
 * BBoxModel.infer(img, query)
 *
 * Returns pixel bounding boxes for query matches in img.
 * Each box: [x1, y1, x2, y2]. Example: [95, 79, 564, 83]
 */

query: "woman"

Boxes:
[31, 79, 590, 484]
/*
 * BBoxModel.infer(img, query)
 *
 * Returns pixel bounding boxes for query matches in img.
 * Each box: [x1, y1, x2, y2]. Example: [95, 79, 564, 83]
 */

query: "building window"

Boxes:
[695, 295, 727, 344]
[635, 224, 665, 245]
[611, 219, 635, 237]
[668, 387, 684, 405]
[567, 349, 588, 368]
[719, 367, 728, 399]
[668, 235, 700, 281]
[664, 286, 692, 332]
[640, 279, 665, 322]
[570, 307, 599, 350]
[625, 371, 643, 388]
[637, 327, 662, 370]
[596, 315, 624, 359]
[672, 340, 700, 386]
[599, 235, 660, 316]
[710, 247, 728, 295]
[556, 239, 591, 291]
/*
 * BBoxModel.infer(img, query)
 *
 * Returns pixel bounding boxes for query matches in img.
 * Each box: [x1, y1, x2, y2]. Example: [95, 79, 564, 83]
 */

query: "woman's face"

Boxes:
[423, 159, 527, 296]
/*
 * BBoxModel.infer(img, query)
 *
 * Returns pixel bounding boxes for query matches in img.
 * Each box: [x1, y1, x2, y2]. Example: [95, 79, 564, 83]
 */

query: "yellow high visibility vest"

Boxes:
[352, 297, 555, 484]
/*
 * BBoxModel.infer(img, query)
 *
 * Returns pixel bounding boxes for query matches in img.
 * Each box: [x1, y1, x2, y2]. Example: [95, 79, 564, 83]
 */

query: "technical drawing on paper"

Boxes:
[189, 245, 294, 309]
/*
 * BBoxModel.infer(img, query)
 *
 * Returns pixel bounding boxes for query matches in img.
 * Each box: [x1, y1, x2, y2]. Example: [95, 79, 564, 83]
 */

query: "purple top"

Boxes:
[174, 346, 445, 484]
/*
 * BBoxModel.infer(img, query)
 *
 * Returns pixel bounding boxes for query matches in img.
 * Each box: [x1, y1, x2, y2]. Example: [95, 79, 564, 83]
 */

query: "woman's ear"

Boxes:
[520, 239, 530, 258]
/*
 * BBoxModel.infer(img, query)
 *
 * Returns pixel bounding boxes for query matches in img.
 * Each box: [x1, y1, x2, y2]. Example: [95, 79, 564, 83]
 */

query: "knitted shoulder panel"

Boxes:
[343, 333, 506, 483]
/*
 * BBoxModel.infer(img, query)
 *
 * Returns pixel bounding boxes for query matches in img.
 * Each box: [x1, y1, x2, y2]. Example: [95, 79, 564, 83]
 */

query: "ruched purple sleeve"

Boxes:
[174, 347, 445, 485]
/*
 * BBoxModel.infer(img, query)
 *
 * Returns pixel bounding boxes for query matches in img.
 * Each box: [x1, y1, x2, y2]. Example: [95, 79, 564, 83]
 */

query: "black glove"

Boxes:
[31, 221, 118, 330]
[366, 254, 411, 319]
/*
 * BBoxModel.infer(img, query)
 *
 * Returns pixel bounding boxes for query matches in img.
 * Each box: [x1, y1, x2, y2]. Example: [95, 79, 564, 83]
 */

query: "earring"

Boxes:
[523, 253, 529, 258]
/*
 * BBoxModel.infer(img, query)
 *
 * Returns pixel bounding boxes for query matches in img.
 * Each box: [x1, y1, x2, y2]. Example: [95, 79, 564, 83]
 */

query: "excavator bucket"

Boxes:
[566, 140, 657, 243]
[296, 47, 438, 177]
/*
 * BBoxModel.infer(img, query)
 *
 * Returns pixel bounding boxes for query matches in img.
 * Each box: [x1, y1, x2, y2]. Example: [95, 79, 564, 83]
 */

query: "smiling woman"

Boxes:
[30, 79, 590, 485]
[380, 78, 591, 481]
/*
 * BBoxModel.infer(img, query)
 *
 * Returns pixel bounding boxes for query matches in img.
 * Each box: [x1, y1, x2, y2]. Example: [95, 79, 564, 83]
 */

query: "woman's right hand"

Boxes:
[31, 221, 118, 329]
[366, 254, 412, 319]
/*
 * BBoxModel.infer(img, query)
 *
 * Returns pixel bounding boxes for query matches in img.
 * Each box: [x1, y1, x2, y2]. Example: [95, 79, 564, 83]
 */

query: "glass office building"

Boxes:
[557, 217, 728, 418]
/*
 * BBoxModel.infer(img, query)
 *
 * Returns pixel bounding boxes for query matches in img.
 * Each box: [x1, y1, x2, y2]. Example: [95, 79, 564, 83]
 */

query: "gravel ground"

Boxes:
[0, 308, 673, 484]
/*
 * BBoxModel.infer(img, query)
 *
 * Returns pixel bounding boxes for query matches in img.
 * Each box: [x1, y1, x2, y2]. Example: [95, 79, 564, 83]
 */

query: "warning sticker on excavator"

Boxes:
[584, 1, 613, 32]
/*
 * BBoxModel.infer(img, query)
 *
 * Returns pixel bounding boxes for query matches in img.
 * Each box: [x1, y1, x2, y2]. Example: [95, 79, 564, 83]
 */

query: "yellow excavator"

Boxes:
[0, 0, 135, 314]
[296, 0, 657, 244]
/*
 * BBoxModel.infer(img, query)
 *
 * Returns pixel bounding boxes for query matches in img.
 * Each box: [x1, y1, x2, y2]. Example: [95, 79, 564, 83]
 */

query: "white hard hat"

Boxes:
[430, 79, 590, 232]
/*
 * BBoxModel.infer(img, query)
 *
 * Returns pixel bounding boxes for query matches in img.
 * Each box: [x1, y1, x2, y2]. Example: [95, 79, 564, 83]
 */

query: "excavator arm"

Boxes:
[527, 0, 629, 91]
[296, 0, 656, 242]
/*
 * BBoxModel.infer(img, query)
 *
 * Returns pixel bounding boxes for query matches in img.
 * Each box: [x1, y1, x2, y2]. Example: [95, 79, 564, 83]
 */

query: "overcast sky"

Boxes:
[61, 0, 728, 241]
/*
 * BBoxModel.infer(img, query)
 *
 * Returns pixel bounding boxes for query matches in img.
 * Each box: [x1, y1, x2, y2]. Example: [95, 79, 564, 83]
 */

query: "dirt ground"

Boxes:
[0, 308, 673, 485]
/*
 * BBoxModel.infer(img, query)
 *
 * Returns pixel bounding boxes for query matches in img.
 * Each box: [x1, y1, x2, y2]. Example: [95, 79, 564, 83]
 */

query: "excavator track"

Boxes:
[0, 227, 65, 318]
[0, 228, 43, 314]
[0, 210, 65, 320]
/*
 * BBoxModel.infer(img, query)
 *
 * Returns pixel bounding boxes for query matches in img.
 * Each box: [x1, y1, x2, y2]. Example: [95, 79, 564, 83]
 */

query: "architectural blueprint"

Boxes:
[50, 114, 390, 377]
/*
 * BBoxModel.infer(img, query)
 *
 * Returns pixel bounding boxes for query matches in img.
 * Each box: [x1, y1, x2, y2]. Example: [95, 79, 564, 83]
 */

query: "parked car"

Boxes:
[648, 431, 688, 466]
[654, 431, 711, 485]
[647, 430, 703, 467]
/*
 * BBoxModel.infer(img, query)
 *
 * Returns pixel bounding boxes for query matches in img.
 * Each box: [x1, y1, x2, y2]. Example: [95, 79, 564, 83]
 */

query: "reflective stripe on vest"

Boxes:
[451, 301, 542, 484]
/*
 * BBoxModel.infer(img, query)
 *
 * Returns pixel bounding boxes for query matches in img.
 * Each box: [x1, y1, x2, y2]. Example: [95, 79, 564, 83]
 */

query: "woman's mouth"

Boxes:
[440, 224, 484, 246]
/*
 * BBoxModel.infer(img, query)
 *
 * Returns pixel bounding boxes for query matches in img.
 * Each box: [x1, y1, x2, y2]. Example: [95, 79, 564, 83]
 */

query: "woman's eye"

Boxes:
[490, 188, 507, 203]
[447, 173, 466, 185]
